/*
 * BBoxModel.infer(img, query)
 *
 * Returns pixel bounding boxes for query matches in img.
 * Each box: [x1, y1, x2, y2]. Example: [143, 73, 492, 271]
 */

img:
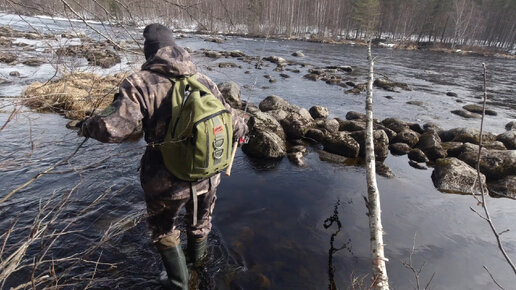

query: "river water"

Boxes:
[0, 13, 515, 289]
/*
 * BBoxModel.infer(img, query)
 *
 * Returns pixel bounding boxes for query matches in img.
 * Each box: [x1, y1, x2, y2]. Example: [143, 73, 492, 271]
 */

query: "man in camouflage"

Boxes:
[79, 24, 247, 289]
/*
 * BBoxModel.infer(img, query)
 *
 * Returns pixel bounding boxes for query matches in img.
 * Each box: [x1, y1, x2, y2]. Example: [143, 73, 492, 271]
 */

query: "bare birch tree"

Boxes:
[364, 41, 389, 289]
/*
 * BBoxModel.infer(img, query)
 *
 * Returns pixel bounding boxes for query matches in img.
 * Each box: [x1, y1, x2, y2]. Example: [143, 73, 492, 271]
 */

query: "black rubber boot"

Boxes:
[187, 236, 208, 267]
[158, 245, 189, 290]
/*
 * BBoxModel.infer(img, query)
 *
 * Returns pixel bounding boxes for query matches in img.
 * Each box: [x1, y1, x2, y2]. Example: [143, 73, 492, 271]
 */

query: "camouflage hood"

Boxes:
[141, 45, 197, 77]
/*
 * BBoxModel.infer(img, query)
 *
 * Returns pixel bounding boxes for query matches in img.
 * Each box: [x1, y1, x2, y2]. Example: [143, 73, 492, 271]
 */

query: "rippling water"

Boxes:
[1, 13, 515, 289]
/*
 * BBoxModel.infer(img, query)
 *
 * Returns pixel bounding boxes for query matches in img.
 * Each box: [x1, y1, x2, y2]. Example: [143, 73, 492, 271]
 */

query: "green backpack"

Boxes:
[160, 75, 233, 181]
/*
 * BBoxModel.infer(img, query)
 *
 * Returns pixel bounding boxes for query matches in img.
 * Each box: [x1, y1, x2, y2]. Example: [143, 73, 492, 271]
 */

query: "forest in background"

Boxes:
[1, 0, 515, 51]
[0, 0, 516, 50]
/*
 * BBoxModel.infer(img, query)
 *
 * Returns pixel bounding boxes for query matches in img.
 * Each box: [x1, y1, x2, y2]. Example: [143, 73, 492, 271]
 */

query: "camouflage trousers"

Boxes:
[145, 185, 217, 249]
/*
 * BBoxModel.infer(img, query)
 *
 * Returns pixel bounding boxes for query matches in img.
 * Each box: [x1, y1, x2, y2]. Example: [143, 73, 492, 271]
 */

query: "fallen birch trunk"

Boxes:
[365, 41, 389, 289]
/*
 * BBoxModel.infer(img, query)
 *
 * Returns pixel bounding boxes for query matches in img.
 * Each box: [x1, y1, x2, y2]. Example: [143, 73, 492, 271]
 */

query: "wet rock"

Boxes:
[384, 95, 394, 99]
[350, 130, 390, 161]
[373, 77, 411, 91]
[204, 51, 223, 58]
[439, 127, 496, 144]
[431, 157, 487, 195]
[484, 140, 507, 150]
[496, 131, 516, 150]
[346, 111, 366, 121]
[259, 95, 291, 112]
[305, 128, 326, 143]
[406, 100, 425, 107]
[309, 106, 329, 119]
[416, 132, 447, 160]
[22, 58, 45, 66]
[279, 73, 290, 78]
[264, 56, 286, 64]
[389, 142, 412, 155]
[303, 73, 320, 81]
[322, 131, 360, 158]
[85, 50, 121, 68]
[423, 122, 442, 134]
[292, 50, 304, 57]
[488, 176, 516, 199]
[268, 78, 276, 83]
[184, 47, 193, 53]
[451, 109, 481, 119]
[61, 31, 87, 38]
[382, 118, 409, 133]
[280, 109, 314, 139]
[463, 104, 498, 116]
[446, 142, 479, 158]
[205, 37, 224, 43]
[0, 52, 17, 63]
[248, 111, 286, 140]
[288, 145, 307, 154]
[230, 50, 246, 57]
[459, 149, 516, 180]
[324, 119, 340, 133]
[408, 123, 425, 134]
[446, 92, 458, 97]
[9, 71, 20, 77]
[288, 152, 305, 167]
[267, 109, 289, 122]
[338, 119, 366, 132]
[326, 65, 353, 72]
[242, 129, 286, 159]
[326, 78, 342, 85]
[317, 149, 350, 164]
[345, 81, 356, 87]
[391, 129, 420, 147]
[408, 148, 429, 163]
[218, 62, 239, 68]
[376, 162, 395, 178]
[506, 121, 516, 131]
[218, 81, 242, 109]
[409, 160, 427, 170]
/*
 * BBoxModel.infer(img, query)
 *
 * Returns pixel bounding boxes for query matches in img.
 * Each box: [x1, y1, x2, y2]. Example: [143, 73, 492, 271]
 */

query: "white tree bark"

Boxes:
[365, 41, 389, 290]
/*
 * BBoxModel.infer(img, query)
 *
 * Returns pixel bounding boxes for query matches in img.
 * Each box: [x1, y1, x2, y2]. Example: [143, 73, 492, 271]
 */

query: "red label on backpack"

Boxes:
[213, 125, 224, 135]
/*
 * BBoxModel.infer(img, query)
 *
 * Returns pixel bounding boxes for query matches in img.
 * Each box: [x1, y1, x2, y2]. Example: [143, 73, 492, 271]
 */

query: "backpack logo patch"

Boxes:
[213, 125, 224, 135]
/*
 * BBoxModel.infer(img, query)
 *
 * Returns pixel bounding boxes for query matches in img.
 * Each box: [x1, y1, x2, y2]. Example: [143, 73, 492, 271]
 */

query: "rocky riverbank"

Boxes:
[217, 81, 516, 200]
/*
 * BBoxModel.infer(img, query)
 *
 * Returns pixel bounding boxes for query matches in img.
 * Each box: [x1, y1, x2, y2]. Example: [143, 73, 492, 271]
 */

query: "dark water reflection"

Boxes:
[1, 13, 516, 290]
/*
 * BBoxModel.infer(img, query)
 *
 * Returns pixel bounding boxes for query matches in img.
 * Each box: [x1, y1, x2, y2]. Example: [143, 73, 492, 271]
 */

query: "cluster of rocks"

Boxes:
[218, 81, 516, 199]
[56, 41, 121, 68]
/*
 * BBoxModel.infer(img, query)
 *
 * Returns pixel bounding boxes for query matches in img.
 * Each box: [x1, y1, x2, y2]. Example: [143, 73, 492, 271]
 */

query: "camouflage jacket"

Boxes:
[83, 45, 248, 200]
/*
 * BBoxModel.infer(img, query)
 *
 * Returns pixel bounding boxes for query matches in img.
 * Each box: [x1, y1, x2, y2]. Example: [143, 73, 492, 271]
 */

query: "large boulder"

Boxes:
[218, 81, 242, 109]
[506, 121, 516, 131]
[323, 119, 340, 133]
[337, 119, 366, 132]
[389, 142, 412, 155]
[488, 176, 516, 199]
[346, 111, 366, 120]
[451, 109, 481, 119]
[496, 131, 516, 150]
[350, 130, 390, 161]
[373, 77, 411, 91]
[391, 129, 420, 147]
[376, 162, 395, 178]
[408, 149, 429, 163]
[280, 109, 314, 139]
[458, 150, 516, 180]
[446, 142, 480, 158]
[242, 129, 286, 159]
[85, 50, 120, 68]
[322, 132, 360, 158]
[431, 158, 488, 195]
[462, 104, 498, 116]
[267, 109, 289, 122]
[439, 127, 496, 144]
[416, 132, 447, 160]
[309, 106, 329, 119]
[259, 95, 291, 112]
[305, 128, 326, 143]
[248, 111, 286, 140]
[382, 118, 409, 133]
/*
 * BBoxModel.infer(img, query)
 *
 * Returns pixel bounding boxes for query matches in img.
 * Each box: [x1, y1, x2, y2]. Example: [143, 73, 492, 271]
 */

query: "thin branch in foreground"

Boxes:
[471, 63, 516, 277]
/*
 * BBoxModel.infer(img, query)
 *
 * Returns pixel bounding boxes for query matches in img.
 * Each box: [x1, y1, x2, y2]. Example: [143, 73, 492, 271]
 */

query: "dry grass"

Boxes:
[22, 72, 129, 120]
